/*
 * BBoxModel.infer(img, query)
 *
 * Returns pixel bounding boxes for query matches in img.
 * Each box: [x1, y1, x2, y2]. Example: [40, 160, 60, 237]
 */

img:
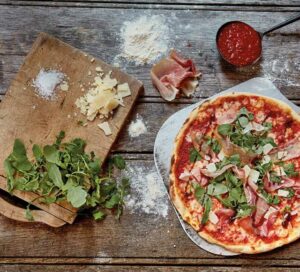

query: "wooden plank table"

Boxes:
[0, 1, 300, 271]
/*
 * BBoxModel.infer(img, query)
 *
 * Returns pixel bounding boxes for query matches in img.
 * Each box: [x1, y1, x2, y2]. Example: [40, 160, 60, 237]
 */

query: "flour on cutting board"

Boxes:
[125, 165, 169, 218]
[114, 15, 170, 66]
[128, 115, 147, 138]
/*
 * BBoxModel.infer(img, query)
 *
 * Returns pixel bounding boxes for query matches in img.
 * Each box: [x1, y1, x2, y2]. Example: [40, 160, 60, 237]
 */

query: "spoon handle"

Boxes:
[262, 13, 300, 36]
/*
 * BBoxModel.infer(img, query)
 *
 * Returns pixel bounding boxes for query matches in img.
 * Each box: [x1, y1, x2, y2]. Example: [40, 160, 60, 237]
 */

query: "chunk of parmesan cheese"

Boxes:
[209, 211, 219, 224]
[98, 121, 112, 136]
[179, 169, 191, 181]
[248, 169, 260, 183]
[278, 151, 287, 160]
[207, 163, 217, 173]
[264, 206, 277, 219]
[217, 150, 225, 161]
[263, 143, 274, 155]
[243, 165, 251, 178]
[262, 155, 271, 165]
[278, 189, 289, 197]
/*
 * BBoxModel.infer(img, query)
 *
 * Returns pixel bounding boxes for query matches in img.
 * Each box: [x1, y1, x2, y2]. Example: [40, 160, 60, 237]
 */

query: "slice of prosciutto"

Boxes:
[150, 50, 201, 101]
[270, 137, 300, 161]
[215, 131, 257, 165]
[263, 173, 295, 192]
[253, 197, 269, 227]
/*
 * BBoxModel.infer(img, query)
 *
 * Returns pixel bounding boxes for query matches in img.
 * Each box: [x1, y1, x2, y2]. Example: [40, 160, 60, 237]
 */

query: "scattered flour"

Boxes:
[262, 57, 300, 87]
[33, 69, 65, 99]
[114, 15, 170, 66]
[128, 115, 147, 138]
[125, 165, 169, 218]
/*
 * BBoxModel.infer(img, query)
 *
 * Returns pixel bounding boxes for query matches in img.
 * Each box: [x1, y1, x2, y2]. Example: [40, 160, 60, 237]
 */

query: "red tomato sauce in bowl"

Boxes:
[216, 21, 262, 67]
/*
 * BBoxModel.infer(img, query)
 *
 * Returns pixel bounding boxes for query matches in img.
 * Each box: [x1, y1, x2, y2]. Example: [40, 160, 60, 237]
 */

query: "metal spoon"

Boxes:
[216, 13, 300, 67]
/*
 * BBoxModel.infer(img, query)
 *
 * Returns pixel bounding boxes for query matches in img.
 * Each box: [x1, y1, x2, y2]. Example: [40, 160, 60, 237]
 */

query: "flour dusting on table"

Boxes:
[33, 69, 66, 99]
[262, 57, 300, 87]
[125, 165, 169, 218]
[128, 115, 147, 138]
[114, 15, 170, 66]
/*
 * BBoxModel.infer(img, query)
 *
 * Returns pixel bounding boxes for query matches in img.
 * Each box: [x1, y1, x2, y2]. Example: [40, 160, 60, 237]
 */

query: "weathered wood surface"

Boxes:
[0, 1, 300, 271]
[0, 265, 299, 272]
[0, 7, 300, 99]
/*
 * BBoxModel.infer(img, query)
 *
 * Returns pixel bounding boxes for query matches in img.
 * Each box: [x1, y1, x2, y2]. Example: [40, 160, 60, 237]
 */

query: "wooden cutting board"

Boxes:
[0, 32, 143, 226]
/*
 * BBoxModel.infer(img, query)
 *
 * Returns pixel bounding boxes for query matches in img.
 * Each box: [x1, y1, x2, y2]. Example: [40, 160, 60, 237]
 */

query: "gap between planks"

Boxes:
[0, 257, 300, 266]
[2, 95, 300, 105]
[0, 1, 300, 12]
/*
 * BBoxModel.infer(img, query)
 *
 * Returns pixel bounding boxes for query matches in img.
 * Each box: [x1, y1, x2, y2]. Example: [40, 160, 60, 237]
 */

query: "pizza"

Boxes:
[170, 92, 300, 254]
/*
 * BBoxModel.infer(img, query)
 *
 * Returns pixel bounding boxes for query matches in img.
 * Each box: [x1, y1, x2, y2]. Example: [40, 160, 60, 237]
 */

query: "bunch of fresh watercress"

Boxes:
[4, 131, 129, 221]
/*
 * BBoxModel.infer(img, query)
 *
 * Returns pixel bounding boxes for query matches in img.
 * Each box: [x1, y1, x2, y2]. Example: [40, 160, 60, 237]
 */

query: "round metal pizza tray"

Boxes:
[153, 77, 300, 256]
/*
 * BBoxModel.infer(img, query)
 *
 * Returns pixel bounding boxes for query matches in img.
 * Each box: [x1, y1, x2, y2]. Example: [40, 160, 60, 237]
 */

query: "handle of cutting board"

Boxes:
[0, 196, 66, 227]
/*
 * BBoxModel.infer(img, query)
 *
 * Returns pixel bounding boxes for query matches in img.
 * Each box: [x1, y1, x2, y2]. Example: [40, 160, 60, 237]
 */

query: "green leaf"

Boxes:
[283, 163, 298, 177]
[25, 205, 34, 221]
[67, 186, 88, 208]
[3, 159, 15, 178]
[218, 124, 232, 136]
[236, 204, 254, 218]
[13, 139, 27, 159]
[41, 196, 57, 204]
[44, 145, 60, 164]
[238, 116, 249, 128]
[113, 155, 126, 170]
[55, 131, 65, 147]
[93, 210, 106, 221]
[201, 196, 212, 225]
[193, 183, 206, 203]
[206, 137, 221, 154]
[189, 148, 202, 163]
[105, 194, 121, 209]
[48, 164, 63, 188]
[32, 144, 43, 160]
[15, 159, 32, 171]
[207, 183, 228, 196]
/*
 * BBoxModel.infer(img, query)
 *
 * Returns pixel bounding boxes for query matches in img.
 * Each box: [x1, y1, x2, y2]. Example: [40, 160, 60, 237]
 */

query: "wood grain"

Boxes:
[0, 7, 299, 100]
[0, 265, 298, 272]
[0, 33, 142, 224]
[0, 1, 300, 270]
[0, 195, 66, 227]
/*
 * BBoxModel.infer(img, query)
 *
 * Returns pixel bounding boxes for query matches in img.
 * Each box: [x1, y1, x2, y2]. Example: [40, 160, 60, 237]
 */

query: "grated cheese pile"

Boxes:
[128, 115, 147, 138]
[33, 69, 67, 99]
[75, 67, 131, 135]
[114, 15, 170, 66]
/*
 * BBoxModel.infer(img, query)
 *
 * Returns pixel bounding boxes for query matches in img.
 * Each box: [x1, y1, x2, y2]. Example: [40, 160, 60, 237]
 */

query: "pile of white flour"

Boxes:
[115, 15, 170, 66]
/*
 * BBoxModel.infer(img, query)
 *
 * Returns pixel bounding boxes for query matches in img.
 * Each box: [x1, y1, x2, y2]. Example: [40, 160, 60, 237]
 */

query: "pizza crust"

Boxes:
[169, 92, 300, 254]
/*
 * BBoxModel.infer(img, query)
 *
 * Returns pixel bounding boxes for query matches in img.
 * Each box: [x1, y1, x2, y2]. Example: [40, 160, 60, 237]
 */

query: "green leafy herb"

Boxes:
[25, 204, 34, 221]
[238, 116, 249, 128]
[113, 155, 126, 170]
[67, 186, 88, 208]
[206, 137, 221, 154]
[235, 204, 254, 218]
[260, 189, 280, 205]
[189, 148, 202, 163]
[218, 124, 232, 136]
[283, 163, 298, 177]
[201, 196, 212, 225]
[93, 210, 106, 221]
[4, 131, 130, 221]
